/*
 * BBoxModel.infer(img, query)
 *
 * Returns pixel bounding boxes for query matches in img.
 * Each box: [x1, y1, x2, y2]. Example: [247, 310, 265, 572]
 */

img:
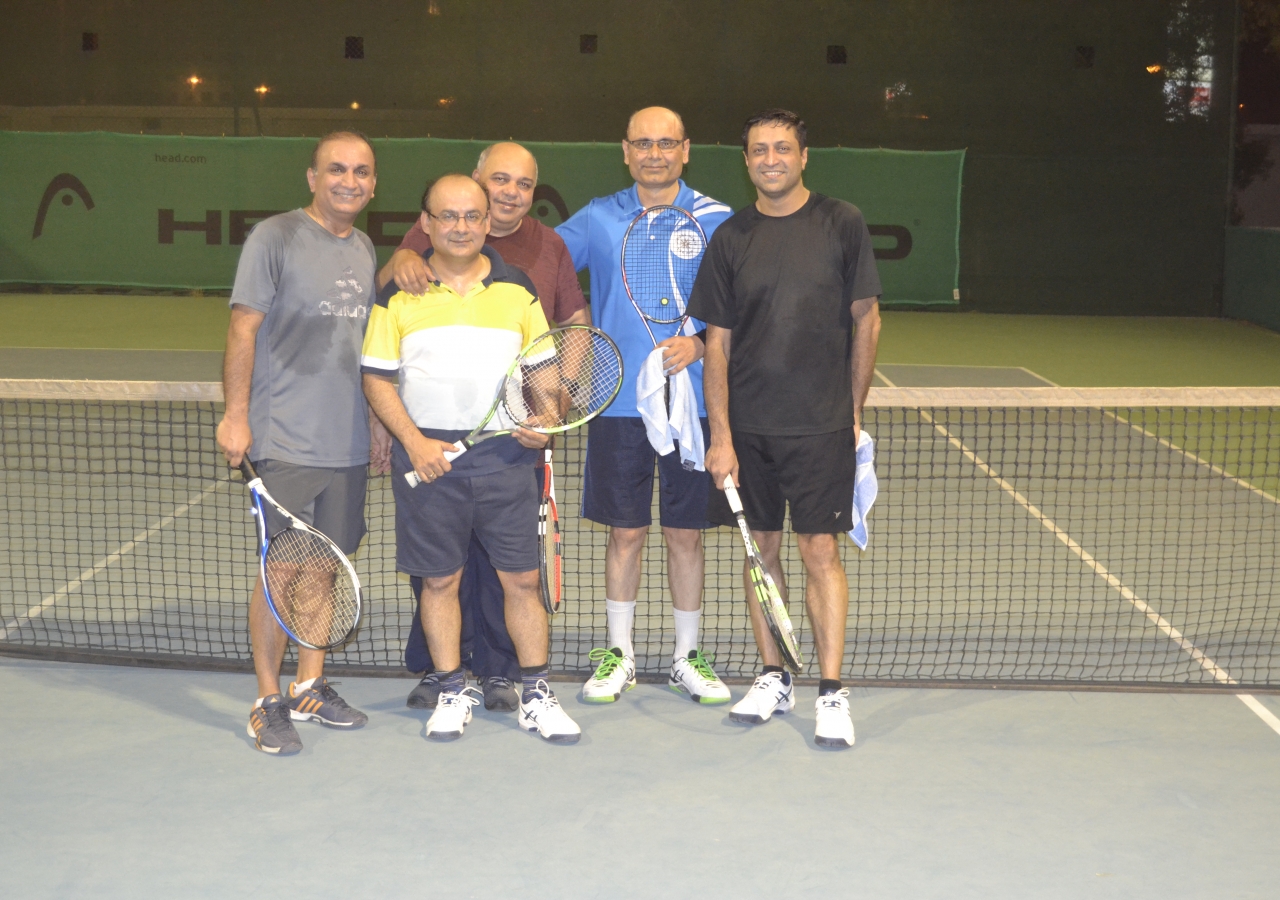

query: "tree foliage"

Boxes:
[1242, 0, 1280, 54]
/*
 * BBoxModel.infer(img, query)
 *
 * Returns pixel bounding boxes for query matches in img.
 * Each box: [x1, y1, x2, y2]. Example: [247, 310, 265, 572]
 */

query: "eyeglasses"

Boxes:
[427, 210, 487, 226]
[625, 138, 684, 152]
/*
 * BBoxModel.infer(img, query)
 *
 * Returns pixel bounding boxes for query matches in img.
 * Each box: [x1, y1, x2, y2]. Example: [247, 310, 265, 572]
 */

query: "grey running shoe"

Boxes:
[407, 671, 445, 709]
[287, 677, 368, 728]
[247, 694, 303, 755]
[481, 676, 520, 712]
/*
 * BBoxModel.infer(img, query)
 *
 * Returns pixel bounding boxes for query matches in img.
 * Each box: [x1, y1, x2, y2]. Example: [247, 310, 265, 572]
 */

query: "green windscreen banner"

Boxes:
[1, 132, 963, 305]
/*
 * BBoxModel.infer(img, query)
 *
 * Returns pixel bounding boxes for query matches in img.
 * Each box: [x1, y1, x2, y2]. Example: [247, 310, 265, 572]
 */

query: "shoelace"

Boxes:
[686, 651, 719, 682]
[752, 671, 786, 691]
[438, 687, 482, 711]
[526, 679, 559, 707]
[587, 647, 626, 680]
[299, 678, 350, 709]
[817, 688, 851, 709]
[263, 702, 292, 728]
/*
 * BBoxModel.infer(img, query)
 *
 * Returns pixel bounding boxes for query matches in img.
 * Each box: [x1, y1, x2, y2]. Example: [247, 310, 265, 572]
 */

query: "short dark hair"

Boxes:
[420, 173, 490, 213]
[740, 109, 807, 152]
[310, 130, 376, 171]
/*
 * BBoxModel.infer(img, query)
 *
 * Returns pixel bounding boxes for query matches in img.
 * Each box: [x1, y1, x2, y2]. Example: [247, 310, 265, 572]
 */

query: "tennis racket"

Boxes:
[239, 459, 362, 650]
[404, 324, 623, 486]
[722, 475, 804, 673]
[620, 205, 707, 352]
[538, 445, 562, 614]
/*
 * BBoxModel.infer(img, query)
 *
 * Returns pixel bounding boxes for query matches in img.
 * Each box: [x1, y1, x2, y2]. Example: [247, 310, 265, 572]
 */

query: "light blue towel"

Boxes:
[636, 347, 705, 471]
[847, 430, 878, 550]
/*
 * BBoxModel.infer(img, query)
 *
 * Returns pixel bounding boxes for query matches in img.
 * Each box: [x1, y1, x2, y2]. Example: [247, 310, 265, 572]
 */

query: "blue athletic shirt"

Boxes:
[556, 180, 732, 418]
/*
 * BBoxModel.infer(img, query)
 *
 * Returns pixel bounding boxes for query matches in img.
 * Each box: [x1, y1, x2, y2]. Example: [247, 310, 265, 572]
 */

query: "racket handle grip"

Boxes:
[405, 442, 467, 486]
[442, 442, 467, 462]
[722, 476, 744, 513]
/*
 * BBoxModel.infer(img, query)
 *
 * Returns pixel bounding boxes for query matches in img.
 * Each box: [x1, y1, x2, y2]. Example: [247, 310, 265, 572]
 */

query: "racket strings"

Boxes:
[622, 209, 706, 324]
[264, 527, 358, 647]
[506, 330, 623, 431]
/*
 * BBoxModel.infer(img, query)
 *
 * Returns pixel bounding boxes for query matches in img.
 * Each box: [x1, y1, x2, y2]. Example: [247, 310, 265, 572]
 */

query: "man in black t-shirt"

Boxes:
[687, 109, 882, 749]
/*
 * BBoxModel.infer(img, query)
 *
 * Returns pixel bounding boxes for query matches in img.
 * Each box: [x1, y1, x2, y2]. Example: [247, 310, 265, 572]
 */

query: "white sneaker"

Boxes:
[425, 687, 481, 742]
[814, 689, 855, 748]
[581, 647, 636, 703]
[729, 670, 795, 725]
[519, 681, 582, 743]
[668, 650, 731, 705]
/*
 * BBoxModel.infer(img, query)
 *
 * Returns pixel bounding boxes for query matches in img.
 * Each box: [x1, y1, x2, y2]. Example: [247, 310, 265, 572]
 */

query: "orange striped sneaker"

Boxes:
[247, 694, 302, 755]
[287, 677, 368, 728]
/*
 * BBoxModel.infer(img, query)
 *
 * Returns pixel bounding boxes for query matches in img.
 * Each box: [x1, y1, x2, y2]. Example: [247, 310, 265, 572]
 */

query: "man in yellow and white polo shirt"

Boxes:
[362, 173, 580, 744]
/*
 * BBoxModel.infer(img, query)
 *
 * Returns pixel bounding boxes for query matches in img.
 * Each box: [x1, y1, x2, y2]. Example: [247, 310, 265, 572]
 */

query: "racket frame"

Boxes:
[537, 446, 563, 614]
[240, 460, 362, 650]
[721, 475, 804, 673]
[405, 325, 622, 485]
[620, 204, 707, 350]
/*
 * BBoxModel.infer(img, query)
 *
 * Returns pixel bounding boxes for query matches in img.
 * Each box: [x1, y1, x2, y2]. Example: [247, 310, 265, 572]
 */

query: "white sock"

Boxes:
[604, 599, 636, 659]
[254, 697, 265, 709]
[292, 677, 316, 694]
[672, 608, 701, 660]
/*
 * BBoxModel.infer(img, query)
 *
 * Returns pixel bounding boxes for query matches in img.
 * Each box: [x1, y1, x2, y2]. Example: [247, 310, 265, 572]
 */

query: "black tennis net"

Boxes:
[2, 379, 1278, 689]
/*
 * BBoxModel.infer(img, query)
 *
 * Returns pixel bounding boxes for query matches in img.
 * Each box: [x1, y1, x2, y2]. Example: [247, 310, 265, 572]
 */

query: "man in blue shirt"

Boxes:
[556, 106, 734, 705]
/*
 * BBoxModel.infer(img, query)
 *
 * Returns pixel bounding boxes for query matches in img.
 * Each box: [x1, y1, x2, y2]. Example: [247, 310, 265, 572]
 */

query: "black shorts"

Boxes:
[706, 430, 856, 534]
[252, 459, 367, 555]
[392, 452, 539, 578]
[581, 416, 712, 529]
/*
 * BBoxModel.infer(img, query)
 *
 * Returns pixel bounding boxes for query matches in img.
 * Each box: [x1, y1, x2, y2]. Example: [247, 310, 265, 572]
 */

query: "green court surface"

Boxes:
[3, 293, 1279, 387]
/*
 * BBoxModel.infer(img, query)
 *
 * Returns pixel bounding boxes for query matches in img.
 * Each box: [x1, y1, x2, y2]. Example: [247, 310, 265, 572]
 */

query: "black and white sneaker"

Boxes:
[519, 681, 581, 743]
[425, 687, 482, 742]
[728, 671, 795, 725]
[814, 689, 855, 748]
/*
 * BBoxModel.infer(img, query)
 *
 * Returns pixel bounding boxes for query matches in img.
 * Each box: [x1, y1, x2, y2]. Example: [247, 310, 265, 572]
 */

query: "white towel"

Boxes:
[846, 430, 878, 550]
[636, 347, 705, 471]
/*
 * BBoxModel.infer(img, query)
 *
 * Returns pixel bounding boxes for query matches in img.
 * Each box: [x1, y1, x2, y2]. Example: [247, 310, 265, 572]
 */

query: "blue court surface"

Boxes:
[2, 657, 1278, 900]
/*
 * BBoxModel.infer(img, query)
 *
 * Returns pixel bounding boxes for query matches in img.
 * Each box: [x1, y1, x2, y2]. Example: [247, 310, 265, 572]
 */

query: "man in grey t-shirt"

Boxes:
[216, 131, 391, 756]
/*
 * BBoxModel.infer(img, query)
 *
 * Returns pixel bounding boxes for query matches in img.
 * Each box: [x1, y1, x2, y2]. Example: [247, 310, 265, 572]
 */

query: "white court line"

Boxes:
[1029, 373, 1279, 507]
[0, 479, 226, 640]
[873, 369, 1280, 737]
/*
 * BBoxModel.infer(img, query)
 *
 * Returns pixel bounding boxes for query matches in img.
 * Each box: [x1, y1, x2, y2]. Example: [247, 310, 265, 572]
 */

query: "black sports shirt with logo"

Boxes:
[686, 192, 881, 436]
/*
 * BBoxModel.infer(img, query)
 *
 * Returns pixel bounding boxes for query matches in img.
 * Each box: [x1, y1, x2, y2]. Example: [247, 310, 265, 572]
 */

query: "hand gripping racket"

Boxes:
[621, 205, 707, 352]
[722, 476, 804, 673]
[405, 325, 623, 486]
[240, 459, 362, 650]
[538, 445, 562, 614]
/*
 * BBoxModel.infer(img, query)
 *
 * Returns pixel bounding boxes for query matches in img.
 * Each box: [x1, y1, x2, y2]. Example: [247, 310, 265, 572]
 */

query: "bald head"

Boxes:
[623, 107, 689, 197]
[423, 173, 489, 214]
[422, 173, 491, 264]
[627, 107, 686, 141]
[476, 142, 538, 182]
[472, 142, 538, 238]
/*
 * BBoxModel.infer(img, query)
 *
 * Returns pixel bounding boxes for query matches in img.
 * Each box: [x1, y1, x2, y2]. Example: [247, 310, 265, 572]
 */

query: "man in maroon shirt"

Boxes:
[378, 142, 589, 713]
[377, 141, 588, 327]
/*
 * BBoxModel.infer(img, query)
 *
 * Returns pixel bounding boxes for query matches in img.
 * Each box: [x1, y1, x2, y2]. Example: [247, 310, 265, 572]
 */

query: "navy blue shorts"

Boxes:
[392, 444, 539, 577]
[581, 416, 712, 529]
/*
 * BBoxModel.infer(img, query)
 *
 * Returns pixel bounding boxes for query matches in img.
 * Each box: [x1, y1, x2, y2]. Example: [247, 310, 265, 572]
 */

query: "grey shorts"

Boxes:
[253, 459, 368, 555]
[392, 461, 540, 579]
